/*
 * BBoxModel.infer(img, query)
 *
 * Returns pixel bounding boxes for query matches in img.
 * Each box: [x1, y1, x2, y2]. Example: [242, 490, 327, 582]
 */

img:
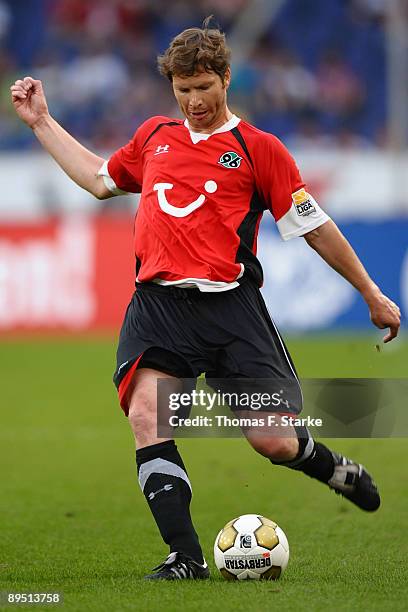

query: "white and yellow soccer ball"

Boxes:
[214, 514, 289, 581]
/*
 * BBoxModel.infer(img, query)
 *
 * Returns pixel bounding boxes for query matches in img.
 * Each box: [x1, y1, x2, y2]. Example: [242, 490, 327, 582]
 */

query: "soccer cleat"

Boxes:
[328, 453, 380, 511]
[144, 552, 210, 580]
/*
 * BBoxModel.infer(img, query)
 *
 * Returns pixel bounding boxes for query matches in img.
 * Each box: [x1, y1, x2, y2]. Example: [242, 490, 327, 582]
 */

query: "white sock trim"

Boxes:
[138, 458, 192, 493]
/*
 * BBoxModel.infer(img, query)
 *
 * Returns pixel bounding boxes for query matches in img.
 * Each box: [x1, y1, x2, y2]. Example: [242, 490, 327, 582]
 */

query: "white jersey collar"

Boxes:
[184, 114, 241, 144]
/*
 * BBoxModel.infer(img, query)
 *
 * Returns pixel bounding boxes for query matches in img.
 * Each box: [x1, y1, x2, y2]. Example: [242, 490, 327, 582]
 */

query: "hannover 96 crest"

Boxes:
[218, 151, 243, 169]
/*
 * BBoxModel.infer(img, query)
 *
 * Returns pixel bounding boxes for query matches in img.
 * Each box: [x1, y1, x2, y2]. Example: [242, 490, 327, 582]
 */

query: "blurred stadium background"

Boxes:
[1, 3, 408, 608]
[0, 0, 407, 335]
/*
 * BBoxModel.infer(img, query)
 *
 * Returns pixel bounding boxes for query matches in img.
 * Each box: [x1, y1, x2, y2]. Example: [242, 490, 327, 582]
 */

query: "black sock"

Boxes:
[271, 432, 335, 484]
[294, 441, 335, 483]
[136, 440, 204, 564]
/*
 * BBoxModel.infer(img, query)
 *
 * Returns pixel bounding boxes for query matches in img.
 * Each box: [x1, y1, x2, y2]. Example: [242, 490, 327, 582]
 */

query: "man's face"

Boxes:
[172, 68, 231, 133]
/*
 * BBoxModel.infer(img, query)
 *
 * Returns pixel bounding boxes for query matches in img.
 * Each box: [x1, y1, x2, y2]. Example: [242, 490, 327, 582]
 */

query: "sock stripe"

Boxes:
[281, 435, 315, 468]
[296, 434, 315, 464]
[138, 458, 192, 493]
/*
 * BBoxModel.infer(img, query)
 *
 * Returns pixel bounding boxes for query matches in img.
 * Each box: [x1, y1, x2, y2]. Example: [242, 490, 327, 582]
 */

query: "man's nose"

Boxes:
[189, 91, 202, 108]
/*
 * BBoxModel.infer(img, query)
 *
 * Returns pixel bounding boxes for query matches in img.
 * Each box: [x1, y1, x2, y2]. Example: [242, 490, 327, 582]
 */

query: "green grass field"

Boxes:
[1, 334, 407, 611]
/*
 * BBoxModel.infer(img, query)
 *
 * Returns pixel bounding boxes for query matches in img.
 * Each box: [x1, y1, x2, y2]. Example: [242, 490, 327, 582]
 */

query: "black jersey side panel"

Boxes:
[231, 128, 266, 286]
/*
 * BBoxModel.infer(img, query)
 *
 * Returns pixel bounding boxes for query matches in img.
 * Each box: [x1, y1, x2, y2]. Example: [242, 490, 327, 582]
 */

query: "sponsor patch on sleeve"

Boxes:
[292, 188, 316, 217]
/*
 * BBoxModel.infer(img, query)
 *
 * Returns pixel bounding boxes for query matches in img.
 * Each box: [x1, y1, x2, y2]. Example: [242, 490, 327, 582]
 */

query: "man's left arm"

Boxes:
[304, 220, 401, 343]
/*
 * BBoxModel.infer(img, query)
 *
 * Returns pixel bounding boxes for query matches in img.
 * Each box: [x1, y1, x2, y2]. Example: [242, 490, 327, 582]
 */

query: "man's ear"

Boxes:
[223, 67, 231, 89]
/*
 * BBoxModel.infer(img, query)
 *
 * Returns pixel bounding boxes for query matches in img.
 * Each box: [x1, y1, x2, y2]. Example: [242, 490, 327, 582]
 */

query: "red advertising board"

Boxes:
[0, 216, 135, 332]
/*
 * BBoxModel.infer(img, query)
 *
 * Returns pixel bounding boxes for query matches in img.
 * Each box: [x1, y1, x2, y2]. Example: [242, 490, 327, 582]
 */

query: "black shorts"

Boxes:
[114, 279, 302, 414]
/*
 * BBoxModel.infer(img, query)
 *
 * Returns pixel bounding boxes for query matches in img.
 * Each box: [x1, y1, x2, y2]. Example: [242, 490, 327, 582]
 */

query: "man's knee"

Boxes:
[248, 435, 299, 462]
[128, 386, 157, 441]
[126, 367, 180, 447]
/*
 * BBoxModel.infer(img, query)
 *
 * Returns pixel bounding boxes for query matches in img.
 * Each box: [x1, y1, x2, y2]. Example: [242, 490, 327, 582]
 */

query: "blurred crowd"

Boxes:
[0, 0, 392, 151]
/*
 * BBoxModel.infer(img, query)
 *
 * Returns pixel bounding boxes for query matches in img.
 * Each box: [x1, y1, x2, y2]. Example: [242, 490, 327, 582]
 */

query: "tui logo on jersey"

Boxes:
[218, 151, 243, 169]
[292, 188, 316, 217]
[154, 180, 218, 217]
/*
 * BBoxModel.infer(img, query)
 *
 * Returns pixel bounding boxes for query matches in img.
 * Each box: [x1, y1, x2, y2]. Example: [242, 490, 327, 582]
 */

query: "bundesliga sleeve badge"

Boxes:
[292, 188, 317, 217]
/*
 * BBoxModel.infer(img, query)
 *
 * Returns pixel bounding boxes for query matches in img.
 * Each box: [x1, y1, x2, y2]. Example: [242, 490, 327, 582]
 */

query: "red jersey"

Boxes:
[103, 115, 329, 291]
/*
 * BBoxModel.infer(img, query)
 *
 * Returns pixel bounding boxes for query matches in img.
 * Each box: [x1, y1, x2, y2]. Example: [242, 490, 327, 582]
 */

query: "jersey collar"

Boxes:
[184, 114, 241, 144]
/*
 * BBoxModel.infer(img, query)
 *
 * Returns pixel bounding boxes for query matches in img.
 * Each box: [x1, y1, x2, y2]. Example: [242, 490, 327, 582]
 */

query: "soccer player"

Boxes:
[11, 21, 400, 581]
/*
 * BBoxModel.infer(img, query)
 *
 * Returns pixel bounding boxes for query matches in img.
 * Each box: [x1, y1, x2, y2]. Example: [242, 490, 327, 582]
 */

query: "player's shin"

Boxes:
[136, 440, 204, 564]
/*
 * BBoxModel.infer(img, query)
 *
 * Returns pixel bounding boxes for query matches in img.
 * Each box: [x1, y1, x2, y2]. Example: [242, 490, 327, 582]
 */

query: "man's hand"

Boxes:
[9, 77, 111, 199]
[365, 290, 401, 343]
[10, 76, 49, 129]
[304, 221, 401, 343]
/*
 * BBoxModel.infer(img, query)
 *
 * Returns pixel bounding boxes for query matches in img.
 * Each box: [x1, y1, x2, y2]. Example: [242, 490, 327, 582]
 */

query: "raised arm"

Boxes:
[304, 220, 401, 343]
[10, 76, 112, 200]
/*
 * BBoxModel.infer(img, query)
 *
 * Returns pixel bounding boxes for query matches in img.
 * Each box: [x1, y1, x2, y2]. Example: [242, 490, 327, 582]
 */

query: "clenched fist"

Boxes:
[10, 76, 49, 129]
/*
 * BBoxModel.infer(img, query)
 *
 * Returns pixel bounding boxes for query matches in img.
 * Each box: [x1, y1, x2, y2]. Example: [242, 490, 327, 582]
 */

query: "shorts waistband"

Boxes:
[135, 278, 251, 299]
[136, 282, 204, 299]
